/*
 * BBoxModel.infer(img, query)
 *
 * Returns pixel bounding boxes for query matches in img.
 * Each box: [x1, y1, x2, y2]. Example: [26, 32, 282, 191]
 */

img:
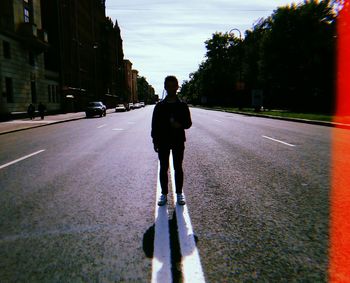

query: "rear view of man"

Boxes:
[151, 76, 192, 206]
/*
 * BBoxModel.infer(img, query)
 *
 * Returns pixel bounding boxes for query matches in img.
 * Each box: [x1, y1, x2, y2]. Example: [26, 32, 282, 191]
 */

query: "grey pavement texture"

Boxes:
[0, 108, 157, 282]
[0, 106, 345, 281]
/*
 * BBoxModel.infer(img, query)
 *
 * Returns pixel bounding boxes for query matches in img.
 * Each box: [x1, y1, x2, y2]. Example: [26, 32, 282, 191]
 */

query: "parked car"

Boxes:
[139, 101, 145, 107]
[115, 104, 126, 112]
[128, 102, 134, 110]
[85, 101, 106, 117]
[133, 102, 141, 109]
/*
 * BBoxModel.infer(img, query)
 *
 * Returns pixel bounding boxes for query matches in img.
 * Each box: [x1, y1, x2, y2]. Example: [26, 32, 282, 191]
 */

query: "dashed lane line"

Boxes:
[112, 128, 124, 131]
[262, 135, 296, 147]
[0, 150, 46, 170]
[97, 124, 107, 128]
[151, 161, 172, 283]
[170, 153, 206, 283]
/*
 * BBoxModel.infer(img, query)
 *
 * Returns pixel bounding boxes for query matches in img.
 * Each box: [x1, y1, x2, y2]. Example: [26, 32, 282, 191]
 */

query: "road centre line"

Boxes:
[262, 135, 296, 147]
[152, 162, 172, 283]
[170, 153, 206, 283]
[112, 128, 124, 131]
[97, 124, 107, 128]
[0, 149, 46, 170]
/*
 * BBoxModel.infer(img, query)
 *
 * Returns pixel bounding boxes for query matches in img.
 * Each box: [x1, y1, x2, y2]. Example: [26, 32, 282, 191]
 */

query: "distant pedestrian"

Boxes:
[38, 102, 46, 120]
[151, 75, 192, 206]
[27, 103, 35, 120]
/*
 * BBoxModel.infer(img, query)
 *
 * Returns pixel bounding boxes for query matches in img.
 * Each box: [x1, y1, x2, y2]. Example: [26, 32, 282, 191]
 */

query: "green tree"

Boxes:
[259, 0, 336, 111]
[181, 0, 337, 113]
[137, 76, 155, 104]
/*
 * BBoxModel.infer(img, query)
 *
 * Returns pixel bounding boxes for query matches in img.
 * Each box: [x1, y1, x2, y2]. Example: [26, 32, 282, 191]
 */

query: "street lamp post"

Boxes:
[228, 28, 242, 82]
[229, 28, 242, 41]
[229, 28, 244, 108]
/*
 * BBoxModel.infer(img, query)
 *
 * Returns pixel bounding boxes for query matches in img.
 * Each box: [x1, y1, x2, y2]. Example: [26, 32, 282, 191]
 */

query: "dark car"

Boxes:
[85, 101, 106, 118]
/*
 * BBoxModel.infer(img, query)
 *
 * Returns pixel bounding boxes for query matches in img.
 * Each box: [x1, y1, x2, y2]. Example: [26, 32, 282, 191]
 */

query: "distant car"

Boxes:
[133, 102, 141, 109]
[139, 101, 145, 107]
[115, 104, 126, 112]
[85, 101, 106, 117]
[128, 102, 134, 110]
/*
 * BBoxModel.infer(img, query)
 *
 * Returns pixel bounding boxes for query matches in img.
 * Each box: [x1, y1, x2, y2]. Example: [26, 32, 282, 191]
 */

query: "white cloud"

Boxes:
[106, 0, 303, 94]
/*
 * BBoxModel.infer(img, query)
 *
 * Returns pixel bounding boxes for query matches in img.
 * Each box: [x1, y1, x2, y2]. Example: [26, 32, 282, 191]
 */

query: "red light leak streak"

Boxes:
[330, 1, 350, 282]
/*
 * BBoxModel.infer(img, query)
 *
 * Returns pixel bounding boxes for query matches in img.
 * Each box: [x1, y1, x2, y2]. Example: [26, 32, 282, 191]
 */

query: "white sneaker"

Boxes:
[158, 194, 167, 206]
[177, 194, 186, 205]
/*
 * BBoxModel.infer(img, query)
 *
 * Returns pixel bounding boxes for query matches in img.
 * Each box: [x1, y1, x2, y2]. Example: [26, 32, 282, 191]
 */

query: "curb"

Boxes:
[0, 109, 116, 136]
[0, 116, 85, 136]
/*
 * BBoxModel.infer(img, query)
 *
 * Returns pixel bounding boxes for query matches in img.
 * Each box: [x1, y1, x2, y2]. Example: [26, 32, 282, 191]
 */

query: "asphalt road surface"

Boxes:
[0, 106, 334, 282]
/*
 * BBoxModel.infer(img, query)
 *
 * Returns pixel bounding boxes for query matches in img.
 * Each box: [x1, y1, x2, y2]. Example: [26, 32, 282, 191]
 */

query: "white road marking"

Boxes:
[262, 135, 296, 147]
[170, 153, 206, 283]
[112, 128, 124, 131]
[97, 124, 107, 128]
[0, 150, 46, 170]
[151, 161, 172, 283]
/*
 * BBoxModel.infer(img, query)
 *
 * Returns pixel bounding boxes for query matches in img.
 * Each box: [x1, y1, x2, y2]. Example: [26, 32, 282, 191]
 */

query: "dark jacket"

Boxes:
[151, 97, 192, 146]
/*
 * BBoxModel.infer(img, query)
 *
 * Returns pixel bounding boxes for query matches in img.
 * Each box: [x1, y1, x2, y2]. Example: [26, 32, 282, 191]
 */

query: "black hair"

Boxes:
[164, 75, 178, 87]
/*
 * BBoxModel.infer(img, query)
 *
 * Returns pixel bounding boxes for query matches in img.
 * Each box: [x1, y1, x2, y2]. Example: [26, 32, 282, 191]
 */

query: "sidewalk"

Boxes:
[199, 106, 350, 130]
[0, 109, 115, 135]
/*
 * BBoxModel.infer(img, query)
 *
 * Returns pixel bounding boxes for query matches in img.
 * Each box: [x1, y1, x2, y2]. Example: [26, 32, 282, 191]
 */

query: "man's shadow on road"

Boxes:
[142, 210, 199, 283]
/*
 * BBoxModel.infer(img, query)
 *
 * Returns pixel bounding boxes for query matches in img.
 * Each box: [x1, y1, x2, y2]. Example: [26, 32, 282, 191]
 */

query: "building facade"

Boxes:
[1, 0, 140, 117]
[123, 59, 132, 103]
[131, 69, 138, 103]
[0, 0, 53, 117]
[42, 0, 113, 112]
[102, 18, 125, 107]
[41, 0, 127, 112]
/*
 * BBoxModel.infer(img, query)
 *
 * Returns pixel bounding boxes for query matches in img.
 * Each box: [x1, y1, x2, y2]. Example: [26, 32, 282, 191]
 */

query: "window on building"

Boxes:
[24, 8, 30, 23]
[51, 85, 55, 103]
[5, 77, 14, 103]
[31, 81, 37, 103]
[56, 86, 60, 102]
[3, 41, 11, 59]
[48, 85, 51, 102]
[29, 52, 36, 66]
[23, 0, 33, 23]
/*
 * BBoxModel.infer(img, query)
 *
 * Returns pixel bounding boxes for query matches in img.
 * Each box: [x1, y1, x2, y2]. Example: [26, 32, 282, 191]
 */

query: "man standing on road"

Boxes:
[151, 75, 192, 206]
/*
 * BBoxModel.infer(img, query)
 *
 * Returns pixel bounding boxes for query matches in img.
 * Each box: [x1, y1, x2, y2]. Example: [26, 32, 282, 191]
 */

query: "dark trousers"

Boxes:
[158, 144, 184, 195]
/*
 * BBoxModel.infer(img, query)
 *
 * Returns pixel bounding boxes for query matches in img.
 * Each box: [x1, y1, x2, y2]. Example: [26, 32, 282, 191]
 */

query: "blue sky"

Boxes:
[105, 0, 304, 95]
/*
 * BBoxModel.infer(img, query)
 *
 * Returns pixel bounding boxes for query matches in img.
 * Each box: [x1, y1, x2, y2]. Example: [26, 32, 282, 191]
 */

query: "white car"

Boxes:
[115, 104, 126, 112]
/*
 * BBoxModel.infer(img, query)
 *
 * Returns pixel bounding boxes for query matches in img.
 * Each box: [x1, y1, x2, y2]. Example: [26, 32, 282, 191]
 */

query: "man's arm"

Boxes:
[151, 104, 160, 152]
[182, 104, 192, 129]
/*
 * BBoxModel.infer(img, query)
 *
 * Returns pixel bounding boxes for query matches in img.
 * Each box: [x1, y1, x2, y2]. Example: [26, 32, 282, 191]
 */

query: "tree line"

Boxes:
[180, 0, 338, 113]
